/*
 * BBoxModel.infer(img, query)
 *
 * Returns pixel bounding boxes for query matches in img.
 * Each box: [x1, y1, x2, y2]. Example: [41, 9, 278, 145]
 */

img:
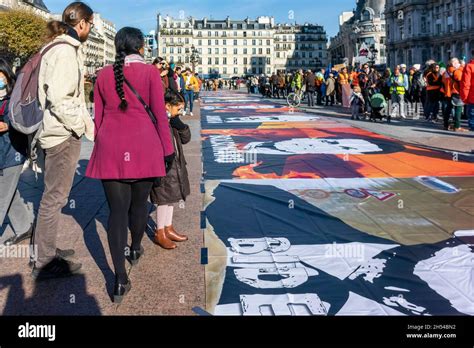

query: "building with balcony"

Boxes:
[84, 28, 105, 75]
[385, 0, 474, 67]
[274, 24, 328, 73]
[157, 14, 328, 78]
[82, 13, 117, 73]
[94, 13, 116, 66]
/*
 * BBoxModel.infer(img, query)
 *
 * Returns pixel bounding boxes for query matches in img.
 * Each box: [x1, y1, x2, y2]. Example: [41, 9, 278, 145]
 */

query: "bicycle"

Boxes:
[287, 88, 304, 108]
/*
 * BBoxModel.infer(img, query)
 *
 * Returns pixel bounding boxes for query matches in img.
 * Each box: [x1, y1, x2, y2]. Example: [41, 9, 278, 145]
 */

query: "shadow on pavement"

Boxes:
[73, 159, 115, 301]
[0, 273, 101, 315]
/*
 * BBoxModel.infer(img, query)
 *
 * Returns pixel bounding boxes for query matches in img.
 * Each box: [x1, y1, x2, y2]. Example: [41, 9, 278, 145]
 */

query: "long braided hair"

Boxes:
[113, 27, 145, 111]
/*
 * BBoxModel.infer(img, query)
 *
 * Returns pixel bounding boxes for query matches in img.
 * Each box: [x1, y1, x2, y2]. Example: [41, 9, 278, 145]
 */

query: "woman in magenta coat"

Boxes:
[86, 27, 175, 303]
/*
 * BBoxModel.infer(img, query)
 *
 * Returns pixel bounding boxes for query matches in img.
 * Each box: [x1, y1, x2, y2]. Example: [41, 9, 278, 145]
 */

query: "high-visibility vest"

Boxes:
[390, 74, 406, 95]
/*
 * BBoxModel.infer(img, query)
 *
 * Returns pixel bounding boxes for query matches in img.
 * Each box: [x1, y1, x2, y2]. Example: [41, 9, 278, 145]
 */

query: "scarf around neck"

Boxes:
[66, 26, 81, 43]
[125, 54, 145, 65]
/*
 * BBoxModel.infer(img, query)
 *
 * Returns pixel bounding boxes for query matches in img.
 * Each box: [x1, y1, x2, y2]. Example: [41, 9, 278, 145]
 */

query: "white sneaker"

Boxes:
[190, 112, 194, 116]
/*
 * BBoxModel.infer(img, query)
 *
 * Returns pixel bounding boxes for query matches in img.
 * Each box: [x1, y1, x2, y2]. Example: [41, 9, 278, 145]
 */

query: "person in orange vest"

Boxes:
[337, 67, 350, 106]
[424, 63, 443, 122]
[350, 68, 360, 89]
[441, 58, 467, 132]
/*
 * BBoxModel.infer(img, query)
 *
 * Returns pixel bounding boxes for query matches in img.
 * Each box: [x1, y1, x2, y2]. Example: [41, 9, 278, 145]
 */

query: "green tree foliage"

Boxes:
[0, 9, 47, 63]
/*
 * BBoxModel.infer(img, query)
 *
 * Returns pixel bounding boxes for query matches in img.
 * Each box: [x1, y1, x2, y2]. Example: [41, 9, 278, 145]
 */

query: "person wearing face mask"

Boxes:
[0, 58, 35, 247]
[441, 58, 467, 132]
[150, 90, 191, 250]
[31, 1, 95, 281]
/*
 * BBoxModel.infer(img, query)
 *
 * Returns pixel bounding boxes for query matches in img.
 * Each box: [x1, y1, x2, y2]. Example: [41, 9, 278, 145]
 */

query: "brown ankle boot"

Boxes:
[154, 228, 177, 249]
[165, 225, 188, 242]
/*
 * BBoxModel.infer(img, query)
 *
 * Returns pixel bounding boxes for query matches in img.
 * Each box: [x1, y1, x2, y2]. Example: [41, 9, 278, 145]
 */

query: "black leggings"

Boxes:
[102, 179, 154, 283]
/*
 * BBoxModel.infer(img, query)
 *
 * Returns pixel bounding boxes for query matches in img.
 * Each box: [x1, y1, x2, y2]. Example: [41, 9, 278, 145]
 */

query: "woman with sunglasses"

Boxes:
[153, 58, 170, 90]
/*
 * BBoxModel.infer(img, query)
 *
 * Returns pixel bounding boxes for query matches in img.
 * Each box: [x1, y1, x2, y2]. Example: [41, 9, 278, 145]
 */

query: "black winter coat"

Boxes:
[150, 118, 191, 205]
[305, 73, 316, 91]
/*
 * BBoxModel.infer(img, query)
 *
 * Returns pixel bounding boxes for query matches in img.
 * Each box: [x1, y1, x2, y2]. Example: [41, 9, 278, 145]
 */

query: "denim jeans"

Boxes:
[467, 104, 474, 131]
[307, 91, 315, 107]
[184, 90, 194, 113]
[0, 164, 34, 243]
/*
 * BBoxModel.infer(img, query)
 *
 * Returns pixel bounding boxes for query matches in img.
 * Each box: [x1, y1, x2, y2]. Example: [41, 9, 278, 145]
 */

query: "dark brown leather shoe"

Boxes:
[154, 228, 177, 249]
[165, 225, 188, 242]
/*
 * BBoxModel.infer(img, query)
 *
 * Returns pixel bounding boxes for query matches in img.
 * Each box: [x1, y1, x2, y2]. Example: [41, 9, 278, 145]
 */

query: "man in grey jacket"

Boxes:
[32, 2, 95, 280]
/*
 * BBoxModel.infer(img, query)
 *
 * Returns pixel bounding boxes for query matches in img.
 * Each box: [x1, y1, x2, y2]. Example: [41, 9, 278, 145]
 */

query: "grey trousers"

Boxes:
[0, 164, 34, 242]
[33, 136, 81, 267]
[390, 94, 406, 118]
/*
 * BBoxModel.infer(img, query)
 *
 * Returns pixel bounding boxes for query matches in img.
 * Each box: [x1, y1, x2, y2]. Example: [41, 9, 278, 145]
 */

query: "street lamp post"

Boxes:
[189, 45, 200, 73]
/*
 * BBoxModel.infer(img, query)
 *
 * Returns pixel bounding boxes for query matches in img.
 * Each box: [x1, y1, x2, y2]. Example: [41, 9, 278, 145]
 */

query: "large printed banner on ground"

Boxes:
[202, 127, 474, 180]
[200, 91, 474, 316]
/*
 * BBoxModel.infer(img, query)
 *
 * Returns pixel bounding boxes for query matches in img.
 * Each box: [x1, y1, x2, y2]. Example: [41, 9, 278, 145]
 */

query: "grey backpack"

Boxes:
[9, 41, 74, 160]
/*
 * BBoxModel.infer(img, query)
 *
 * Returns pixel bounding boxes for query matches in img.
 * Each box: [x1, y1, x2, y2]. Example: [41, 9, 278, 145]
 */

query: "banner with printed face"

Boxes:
[201, 127, 474, 180]
[200, 92, 474, 316]
[204, 179, 474, 316]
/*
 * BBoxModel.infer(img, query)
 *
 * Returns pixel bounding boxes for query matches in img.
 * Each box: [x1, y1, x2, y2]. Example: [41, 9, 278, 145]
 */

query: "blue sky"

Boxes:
[43, 0, 356, 38]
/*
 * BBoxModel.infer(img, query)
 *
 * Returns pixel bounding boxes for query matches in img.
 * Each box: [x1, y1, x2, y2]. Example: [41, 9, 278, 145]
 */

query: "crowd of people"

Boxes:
[205, 78, 242, 91]
[0, 1, 193, 303]
[248, 57, 474, 132]
[151, 58, 202, 117]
